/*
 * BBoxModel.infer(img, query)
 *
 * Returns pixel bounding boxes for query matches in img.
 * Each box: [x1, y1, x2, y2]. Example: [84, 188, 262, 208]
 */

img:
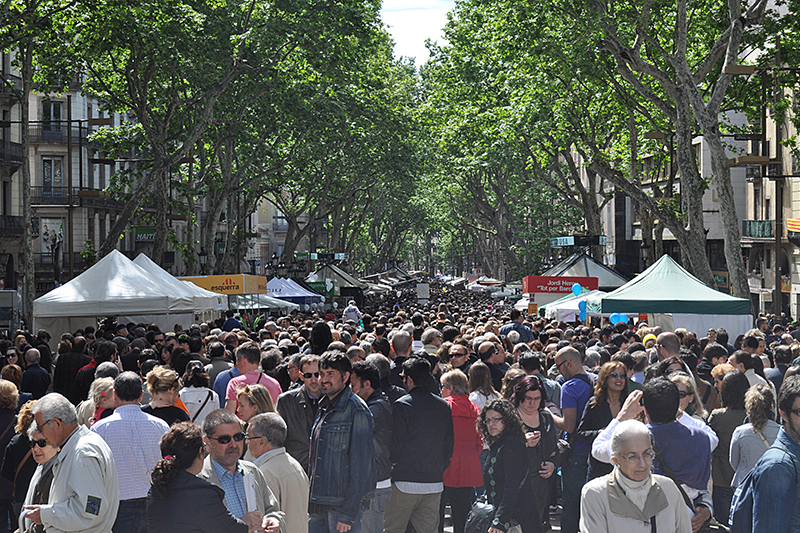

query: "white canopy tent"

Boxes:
[34, 250, 196, 339]
[544, 290, 607, 322]
[133, 253, 228, 322]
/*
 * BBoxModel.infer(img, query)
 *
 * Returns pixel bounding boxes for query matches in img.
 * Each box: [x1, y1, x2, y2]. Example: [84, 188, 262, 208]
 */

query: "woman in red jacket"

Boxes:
[439, 369, 484, 533]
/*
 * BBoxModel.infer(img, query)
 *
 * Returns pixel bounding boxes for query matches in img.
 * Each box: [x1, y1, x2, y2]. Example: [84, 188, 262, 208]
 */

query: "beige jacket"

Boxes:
[23, 425, 119, 533]
[254, 447, 309, 533]
[580, 473, 692, 533]
[199, 455, 286, 532]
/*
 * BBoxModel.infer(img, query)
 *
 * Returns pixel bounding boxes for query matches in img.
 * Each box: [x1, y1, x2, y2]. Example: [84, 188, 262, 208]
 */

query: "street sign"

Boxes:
[522, 275, 599, 294]
[550, 236, 575, 247]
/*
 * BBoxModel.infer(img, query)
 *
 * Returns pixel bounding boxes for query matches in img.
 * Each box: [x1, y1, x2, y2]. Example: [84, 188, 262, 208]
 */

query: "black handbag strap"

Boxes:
[651, 441, 693, 509]
[191, 391, 213, 423]
[651, 515, 657, 533]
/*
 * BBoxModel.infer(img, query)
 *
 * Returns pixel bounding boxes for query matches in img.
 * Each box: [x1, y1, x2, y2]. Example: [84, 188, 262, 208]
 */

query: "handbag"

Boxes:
[465, 495, 495, 533]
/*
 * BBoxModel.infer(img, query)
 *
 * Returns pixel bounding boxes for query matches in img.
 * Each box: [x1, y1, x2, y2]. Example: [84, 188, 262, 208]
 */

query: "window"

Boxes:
[766, 199, 771, 221]
[42, 156, 63, 194]
[754, 188, 760, 220]
[42, 101, 62, 132]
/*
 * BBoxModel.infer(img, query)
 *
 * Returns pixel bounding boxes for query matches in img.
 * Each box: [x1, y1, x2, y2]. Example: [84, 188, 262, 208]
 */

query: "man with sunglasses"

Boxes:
[276, 354, 323, 473]
[199, 409, 285, 533]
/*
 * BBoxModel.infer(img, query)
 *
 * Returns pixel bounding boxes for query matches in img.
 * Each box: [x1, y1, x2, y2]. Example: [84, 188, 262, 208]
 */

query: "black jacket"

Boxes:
[1, 433, 35, 502]
[275, 385, 319, 473]
[146, 469, 247, 533]
[484, 433, 533, 533]
[391, 386, 454, 483]
[576, 397, 615, 479]
[366, 389, 393, 482]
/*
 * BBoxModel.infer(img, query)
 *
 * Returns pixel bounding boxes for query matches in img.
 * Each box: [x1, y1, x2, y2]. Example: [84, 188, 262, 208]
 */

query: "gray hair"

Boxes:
[31, 393, 78, 426]
[249, 412, 287, 447]
[27, 421, 40, 440]
[25, 348, 41, 365]
[610, 419, 653, 457]
[95, 361, 120, 380]
[365, 353, 390, 380]
[202, 408, 240, 438]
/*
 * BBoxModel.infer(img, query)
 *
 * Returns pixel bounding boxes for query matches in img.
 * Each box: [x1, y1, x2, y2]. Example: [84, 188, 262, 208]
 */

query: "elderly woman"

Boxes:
[476, 399, 536, 533]
[511, 375, 557, 532]
[580, 419, 692, 533]
[19, 423, 60, 533]
[439, 370, 483, 533]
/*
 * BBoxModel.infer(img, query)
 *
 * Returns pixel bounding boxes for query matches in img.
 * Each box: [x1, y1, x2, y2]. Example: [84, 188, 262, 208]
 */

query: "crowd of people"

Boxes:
[0, 280, 797, 533]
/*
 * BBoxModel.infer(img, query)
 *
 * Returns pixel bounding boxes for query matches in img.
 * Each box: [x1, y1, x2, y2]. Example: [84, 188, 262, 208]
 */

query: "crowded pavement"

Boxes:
[0, 278, 797, 533]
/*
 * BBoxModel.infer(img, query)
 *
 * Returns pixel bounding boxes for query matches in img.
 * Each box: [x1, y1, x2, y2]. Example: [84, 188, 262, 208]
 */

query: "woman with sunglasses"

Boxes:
[511, 376, 558, 532]
[2, 400, 37, 522]
[19, 424, 59, 533]
[476, 399, 537, 533]
[576, 361, 629, 480]
[147, 422, 262, 533]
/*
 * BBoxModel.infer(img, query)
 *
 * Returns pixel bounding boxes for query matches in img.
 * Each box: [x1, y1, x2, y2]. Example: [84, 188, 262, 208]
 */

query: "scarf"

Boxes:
[614, 467, 653, 511]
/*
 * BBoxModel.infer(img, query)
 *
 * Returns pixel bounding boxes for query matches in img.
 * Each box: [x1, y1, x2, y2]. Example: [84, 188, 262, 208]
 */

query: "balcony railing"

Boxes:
[0, 141, 23, 164]
[34, 252, 85, 271]
[0, 74, 21, 96]
[28, 124, 97, 145]
[31, 187, 127, 210]
[0, 216, 23, 237]
[742, 220, 773, 239]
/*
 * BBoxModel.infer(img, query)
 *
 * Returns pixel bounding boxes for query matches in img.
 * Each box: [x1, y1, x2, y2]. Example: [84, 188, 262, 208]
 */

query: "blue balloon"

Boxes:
[611, 313, 627, 325]
[579, 309, 587, 322]
[578, 300, 587, 311]
[572, 283, 582, 296]
[609, 313, 620, 324]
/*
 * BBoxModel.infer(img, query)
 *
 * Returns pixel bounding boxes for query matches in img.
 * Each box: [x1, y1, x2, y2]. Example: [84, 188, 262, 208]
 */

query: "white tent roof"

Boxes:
[34, 250, 194, 317]
[267, 277, 321, 300]
[133, 253, 228, 311]
[229, 293, 300, 311]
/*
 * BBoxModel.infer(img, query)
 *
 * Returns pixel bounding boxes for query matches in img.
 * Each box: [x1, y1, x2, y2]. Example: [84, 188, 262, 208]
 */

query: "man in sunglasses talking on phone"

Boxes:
[200, 409, 285, 533]
[276, 354, 324, 473]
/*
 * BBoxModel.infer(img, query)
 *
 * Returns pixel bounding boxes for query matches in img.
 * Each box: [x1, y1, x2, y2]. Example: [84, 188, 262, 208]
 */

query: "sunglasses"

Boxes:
[607, 372, 625, 380]
[209, 432, 246, 444]
[29, 439, 48, 449]
[678, 390, 692, 398]
[303, 372, 320, 379]
[450, 352, 468, 357]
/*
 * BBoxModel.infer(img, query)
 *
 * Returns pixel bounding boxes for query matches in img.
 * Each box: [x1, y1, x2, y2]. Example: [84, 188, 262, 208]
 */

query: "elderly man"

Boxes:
[21, 348, 51, 400]
[247, 413, 309, 533]
[92, 372, 169, 533]
[200, 409, 285, 532]
[25, 393, 119, 533]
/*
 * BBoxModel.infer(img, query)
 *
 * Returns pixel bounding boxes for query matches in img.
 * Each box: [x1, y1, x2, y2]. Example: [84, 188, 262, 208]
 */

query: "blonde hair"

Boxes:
[236, 384, 275, 415]
[90, 377, 115, 406]
[146, 366, 181, 395]
[745, 384, 775, 433]
[669, 371, 707, 419]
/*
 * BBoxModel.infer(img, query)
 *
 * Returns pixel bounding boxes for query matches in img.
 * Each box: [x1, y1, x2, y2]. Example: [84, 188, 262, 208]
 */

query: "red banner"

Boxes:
[522, 275, 599, 294]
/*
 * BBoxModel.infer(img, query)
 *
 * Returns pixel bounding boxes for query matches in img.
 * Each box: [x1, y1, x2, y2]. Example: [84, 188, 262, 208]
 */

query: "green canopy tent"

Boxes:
[588, 254, 752, 336]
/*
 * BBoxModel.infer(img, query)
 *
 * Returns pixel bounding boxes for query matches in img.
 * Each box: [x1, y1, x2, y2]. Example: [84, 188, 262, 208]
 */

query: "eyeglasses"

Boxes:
[485, 417, 504, 424]
[621, 450, 655, 463]
[677, 390, 692, 398]
[209, 432, 246, 444]
[556, 360, 568, 371]
[607, 372, 625, 380]
[245, 435, 265, 442]
[303, 372, 320, 379]
[29, 439, 48, 449]
[450, 351, 467, 357]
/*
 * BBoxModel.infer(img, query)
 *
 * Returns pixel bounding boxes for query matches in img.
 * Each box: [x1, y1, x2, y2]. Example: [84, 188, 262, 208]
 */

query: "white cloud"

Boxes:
[381, 0, 454, 65]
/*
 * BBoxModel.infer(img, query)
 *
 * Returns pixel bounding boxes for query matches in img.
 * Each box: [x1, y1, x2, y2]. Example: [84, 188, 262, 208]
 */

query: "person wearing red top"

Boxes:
[439, 370, 483, 533]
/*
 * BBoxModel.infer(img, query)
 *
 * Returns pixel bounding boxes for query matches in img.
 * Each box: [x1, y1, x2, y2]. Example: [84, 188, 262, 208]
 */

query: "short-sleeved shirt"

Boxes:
[561, 374, 594, 451]
[225, 371, 283, 412]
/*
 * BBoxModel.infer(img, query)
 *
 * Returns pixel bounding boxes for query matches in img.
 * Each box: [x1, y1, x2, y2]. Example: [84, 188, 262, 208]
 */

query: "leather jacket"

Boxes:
[365, 389, 393, 482]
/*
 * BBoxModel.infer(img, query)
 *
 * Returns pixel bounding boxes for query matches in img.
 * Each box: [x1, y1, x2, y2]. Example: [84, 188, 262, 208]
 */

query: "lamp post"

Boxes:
[198, 248, 208, 275]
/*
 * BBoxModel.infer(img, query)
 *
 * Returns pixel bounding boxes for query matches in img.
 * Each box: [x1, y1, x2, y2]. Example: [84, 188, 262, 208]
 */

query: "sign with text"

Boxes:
[180, 274, 267, 295]
[522, 275, 598, 294]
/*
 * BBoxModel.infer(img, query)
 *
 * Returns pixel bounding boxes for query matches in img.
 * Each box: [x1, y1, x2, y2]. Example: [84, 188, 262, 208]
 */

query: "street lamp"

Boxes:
[198, 248, 208, 275]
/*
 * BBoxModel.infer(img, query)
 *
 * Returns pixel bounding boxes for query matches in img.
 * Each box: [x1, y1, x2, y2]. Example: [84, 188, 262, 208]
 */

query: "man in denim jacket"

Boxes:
[308, 351, 375, 533]
[748, 375, 800, 532]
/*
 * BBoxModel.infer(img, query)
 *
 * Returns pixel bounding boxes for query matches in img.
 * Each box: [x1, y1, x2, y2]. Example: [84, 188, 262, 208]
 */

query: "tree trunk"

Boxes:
[152, 169, 169, 266]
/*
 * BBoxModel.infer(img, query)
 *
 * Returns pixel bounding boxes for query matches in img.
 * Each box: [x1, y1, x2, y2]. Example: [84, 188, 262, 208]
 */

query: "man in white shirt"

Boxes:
[92, 372, 169, 533]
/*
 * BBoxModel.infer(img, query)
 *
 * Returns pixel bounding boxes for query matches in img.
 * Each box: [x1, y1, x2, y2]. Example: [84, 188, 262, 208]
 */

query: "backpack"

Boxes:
[729, 445, 799, 532]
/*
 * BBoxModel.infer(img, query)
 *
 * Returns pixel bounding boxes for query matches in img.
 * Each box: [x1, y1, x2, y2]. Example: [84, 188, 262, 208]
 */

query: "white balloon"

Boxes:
[333, 302, 339, 309]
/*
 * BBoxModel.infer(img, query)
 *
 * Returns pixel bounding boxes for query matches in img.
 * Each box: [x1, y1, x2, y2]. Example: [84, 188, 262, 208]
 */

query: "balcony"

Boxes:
[34, 252, 85, 272]
[742, 220, 773, 239]
[0, 141, 23, 165]
[0, 74, 21, 99]
[0, 216, 23, 238]
[31, 186, 127, 210]
[28, 124, 97, 145]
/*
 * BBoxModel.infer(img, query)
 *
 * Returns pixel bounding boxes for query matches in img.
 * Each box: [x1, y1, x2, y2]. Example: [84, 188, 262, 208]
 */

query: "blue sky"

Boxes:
[380, 0, 455, 65]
